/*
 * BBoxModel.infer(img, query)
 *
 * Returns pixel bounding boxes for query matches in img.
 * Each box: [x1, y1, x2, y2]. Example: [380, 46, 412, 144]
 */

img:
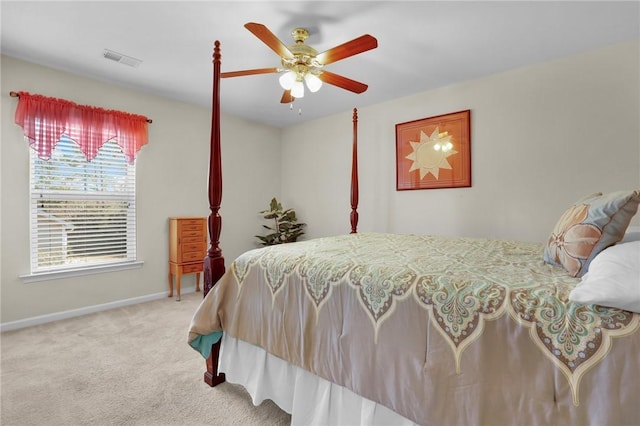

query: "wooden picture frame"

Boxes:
[395, 110, 471, 190]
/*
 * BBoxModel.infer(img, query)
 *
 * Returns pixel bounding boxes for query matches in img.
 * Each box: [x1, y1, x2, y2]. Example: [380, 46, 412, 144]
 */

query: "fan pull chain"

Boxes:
[288, 103, 302, 116]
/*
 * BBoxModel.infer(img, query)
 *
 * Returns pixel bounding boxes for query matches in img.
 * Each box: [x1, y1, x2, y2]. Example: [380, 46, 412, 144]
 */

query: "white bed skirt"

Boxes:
[219, 333, 417, 426]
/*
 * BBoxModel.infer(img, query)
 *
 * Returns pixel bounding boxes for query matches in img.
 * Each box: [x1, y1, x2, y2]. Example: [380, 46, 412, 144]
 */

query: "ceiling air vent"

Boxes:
[103, 49, 142, 68]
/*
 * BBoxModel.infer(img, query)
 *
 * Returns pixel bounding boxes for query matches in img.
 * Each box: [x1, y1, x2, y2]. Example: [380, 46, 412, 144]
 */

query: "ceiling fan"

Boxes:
[221, 22, 378, 103]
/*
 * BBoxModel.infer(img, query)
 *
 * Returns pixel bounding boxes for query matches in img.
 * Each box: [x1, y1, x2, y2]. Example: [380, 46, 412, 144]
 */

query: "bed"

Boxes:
[188, 41, 640, 425]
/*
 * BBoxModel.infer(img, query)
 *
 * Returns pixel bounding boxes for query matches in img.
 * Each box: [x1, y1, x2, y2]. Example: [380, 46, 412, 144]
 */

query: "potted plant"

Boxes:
[256, 198, 306, 246]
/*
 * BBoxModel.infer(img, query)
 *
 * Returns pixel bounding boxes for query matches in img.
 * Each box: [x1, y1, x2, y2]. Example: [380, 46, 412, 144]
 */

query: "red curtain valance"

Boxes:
[14, 91, 149, 163]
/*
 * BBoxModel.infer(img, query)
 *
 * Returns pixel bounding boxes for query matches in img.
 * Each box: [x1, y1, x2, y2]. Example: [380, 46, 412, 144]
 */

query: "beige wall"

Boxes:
[282, 40, 640, 242]
[1, 55, 281, 323]
[2, 40, 639, 325]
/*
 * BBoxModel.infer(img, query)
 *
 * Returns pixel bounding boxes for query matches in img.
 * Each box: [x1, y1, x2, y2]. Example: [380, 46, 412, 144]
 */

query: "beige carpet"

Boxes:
[1, 291, 291, 426]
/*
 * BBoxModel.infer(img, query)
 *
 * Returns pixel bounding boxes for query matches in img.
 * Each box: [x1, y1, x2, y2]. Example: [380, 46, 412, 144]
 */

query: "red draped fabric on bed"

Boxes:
[14, 91, 149, 164]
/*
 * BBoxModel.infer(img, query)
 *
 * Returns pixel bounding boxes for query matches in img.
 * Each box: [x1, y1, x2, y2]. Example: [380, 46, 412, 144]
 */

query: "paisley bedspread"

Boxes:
[188, 233, 640, 425]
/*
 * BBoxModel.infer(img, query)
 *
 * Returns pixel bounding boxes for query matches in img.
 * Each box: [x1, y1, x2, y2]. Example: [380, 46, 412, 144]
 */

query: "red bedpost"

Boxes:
[350, 108, 359, 234]
[203, 40, 226, 387]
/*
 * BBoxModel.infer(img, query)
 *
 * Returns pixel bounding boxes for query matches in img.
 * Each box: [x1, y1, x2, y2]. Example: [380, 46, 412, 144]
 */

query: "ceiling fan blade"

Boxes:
[280, 90, 295, 104]
[316, 34, 378, 65]
[221, 67, 280, 78]
[245, 22, 294, 59]
[318, 71, 369, 94]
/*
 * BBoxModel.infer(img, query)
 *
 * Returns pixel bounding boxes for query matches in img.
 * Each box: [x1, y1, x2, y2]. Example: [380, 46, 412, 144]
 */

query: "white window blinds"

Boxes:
[30, 136, 137, 273]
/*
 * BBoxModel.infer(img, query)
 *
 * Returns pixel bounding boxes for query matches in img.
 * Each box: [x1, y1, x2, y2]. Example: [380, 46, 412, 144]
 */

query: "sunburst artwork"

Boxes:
[405, 128, 457, 180]
[395, 110, 471, 190]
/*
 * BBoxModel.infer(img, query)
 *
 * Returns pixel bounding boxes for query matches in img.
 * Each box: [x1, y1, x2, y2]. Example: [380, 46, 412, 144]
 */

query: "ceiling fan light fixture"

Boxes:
[304, 73, 323, 93]
[226, 23, 377, 104]
[279, 71, 296, 90]
[291, 80, 305, 98]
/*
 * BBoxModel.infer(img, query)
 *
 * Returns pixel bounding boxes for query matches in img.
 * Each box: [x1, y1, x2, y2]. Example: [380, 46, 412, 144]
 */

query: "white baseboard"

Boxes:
[0, 286, 198, 332]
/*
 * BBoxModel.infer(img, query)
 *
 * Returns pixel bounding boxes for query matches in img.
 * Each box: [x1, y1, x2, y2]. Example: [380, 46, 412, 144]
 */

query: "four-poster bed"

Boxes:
[201, 40, 226, 388]
[189, 41, 640, 425]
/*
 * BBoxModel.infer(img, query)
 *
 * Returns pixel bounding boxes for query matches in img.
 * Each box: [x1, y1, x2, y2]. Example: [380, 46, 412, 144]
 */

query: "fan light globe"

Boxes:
[279, 71, 296, 90]
[304, 73, 323, 93]
[291, 80, 305, 98]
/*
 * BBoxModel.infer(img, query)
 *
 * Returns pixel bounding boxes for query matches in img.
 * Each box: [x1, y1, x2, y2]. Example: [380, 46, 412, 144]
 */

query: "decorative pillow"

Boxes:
[543, 190, 640, 277]
[569, 241, 640, 313]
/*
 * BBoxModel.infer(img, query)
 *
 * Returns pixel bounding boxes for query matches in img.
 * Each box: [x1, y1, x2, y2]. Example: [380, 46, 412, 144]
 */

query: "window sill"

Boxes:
[20, 261, 144, 283]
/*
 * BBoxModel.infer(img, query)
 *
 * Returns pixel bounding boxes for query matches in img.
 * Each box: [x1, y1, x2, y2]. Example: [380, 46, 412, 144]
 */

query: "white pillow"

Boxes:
[569, 241, 640, 313]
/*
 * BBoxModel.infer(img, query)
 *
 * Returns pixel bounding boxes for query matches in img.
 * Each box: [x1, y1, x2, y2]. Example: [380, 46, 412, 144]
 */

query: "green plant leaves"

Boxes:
[256, 197, 306, 246]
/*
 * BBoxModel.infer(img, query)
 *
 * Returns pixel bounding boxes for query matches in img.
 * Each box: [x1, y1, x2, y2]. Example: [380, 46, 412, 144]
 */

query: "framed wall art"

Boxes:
[395, 109, 471, 191]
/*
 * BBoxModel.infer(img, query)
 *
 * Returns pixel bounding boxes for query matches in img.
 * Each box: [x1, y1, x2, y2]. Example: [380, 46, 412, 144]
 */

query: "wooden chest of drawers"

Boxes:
[168, 217, 207, 301]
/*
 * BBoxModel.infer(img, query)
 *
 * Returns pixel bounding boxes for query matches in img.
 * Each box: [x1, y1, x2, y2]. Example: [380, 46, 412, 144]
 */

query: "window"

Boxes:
[12, 91, 148, 280]
[29, 135, 137, 274]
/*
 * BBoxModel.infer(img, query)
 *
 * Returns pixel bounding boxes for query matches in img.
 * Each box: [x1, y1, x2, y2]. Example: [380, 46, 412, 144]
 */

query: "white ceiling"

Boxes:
[1, 1, 638, 128]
